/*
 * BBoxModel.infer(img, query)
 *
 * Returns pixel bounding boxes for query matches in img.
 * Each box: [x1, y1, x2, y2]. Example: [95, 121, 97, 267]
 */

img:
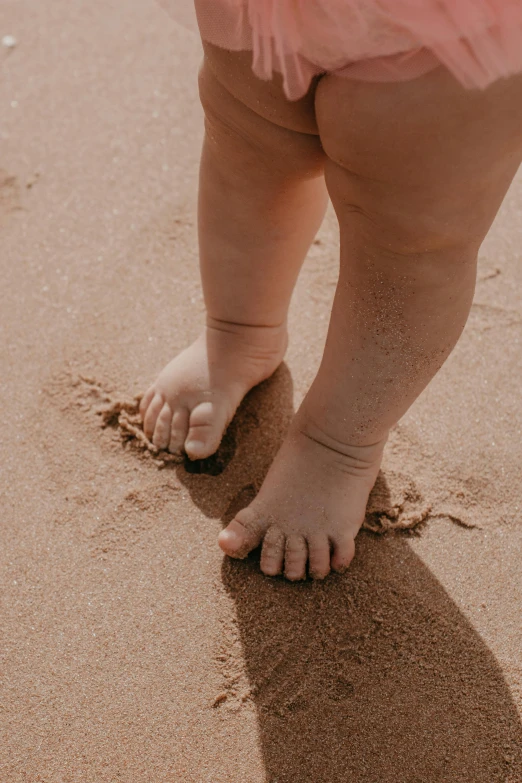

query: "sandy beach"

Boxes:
[1, 1, 522, 780]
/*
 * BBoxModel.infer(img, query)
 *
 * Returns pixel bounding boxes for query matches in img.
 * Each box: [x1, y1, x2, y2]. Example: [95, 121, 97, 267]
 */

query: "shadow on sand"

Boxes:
[176, 364, 522, 783]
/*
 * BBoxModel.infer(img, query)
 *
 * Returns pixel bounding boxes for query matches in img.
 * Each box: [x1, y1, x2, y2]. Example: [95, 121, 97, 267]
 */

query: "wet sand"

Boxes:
[1, 2, 522, 781]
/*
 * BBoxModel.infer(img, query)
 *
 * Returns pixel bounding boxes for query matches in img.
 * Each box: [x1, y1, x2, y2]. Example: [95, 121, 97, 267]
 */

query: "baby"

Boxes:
[140, 1, 522, 581]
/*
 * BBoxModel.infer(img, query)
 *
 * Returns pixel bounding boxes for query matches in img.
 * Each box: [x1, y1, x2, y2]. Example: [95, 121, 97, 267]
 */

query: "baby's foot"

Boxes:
[218, 413, 386, 580]
[139, 318, 287, 459]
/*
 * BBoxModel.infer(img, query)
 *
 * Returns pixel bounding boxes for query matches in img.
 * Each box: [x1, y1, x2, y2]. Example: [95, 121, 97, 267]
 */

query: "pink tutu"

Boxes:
[162, 0, 522, 99]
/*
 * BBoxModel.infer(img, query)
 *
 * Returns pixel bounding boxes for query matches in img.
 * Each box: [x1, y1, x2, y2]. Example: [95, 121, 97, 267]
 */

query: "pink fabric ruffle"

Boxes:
[161, 0, 522, 99]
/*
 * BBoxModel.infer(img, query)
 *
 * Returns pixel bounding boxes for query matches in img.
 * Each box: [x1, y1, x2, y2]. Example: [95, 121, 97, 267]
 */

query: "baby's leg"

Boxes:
[140, 45, 327, 459]
[219, 67, 522, 580]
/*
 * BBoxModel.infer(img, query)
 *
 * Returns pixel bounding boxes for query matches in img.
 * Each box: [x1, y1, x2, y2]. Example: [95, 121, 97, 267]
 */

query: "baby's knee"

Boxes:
[325, 155, 482, 258]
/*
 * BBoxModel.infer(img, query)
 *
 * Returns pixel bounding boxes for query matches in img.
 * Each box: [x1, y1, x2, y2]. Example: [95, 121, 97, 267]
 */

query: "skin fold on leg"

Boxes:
[139, 44, 327, 460]
[219, 67, 522, 580]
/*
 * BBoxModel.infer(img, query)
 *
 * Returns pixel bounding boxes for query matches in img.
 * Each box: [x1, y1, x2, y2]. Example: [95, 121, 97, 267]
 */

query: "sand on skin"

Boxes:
[1, 1, 521, 781]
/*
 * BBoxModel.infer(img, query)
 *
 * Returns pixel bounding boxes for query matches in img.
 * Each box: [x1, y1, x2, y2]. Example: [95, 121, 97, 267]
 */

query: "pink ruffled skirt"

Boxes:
[162, 0, 522, 100]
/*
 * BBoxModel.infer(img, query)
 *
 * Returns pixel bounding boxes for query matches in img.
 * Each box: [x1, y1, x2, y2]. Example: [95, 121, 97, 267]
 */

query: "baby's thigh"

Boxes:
[315, 67, 522, 251]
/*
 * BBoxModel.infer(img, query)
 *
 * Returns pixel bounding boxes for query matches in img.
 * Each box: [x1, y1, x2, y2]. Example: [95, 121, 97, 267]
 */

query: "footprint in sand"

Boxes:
[0, 170, 21, 220]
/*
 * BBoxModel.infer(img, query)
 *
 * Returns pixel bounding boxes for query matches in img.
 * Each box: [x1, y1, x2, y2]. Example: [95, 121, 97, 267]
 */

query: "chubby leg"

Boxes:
[219, 67, 522, 579]
[140, 45, 327, 458]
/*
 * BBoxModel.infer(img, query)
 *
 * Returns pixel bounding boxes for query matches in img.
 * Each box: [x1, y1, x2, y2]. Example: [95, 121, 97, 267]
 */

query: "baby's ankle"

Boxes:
[205, 314, 288, 351]
[206, 314, 287, 333]
[295, 406, 388, 463]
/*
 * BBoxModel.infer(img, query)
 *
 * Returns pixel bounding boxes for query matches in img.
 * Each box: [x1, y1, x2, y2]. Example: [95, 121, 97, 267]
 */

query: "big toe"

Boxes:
[218, 509, 266, 560]
[184, 400, 229, 460]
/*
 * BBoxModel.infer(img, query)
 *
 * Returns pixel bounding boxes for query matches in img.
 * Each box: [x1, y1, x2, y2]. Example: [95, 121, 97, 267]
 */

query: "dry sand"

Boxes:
[1, 1, 522, 781]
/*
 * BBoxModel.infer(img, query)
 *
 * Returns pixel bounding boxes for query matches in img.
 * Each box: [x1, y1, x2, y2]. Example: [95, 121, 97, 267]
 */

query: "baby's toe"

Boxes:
[143, 393, 165, 440]
[284, 534, 308, 581]
[260, 525, 286, 576]
[168, 408, 190, 454]
[152, 402, 173, 450]
[184, 400, 228, 460]
[307, 533, 331, 580]
[218, 507, 266, 559]
[331, 534, 356, 573]
[139, 386, 156, 420]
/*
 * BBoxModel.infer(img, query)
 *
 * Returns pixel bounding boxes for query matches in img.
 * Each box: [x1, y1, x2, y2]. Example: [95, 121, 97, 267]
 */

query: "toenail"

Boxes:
[185, 440, 203, 453]
[218, 528, 241, 548]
